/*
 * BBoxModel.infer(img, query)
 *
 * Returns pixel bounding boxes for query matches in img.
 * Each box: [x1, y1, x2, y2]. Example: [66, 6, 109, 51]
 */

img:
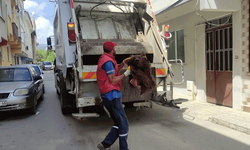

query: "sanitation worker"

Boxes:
[96, 41, 130, 150]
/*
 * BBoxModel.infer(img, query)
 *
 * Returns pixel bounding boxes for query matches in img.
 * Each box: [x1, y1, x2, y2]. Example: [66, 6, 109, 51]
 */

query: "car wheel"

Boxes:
[43, 85, 45, 94]
[29, 94, 37, 114]
[39, 92, 44, 101]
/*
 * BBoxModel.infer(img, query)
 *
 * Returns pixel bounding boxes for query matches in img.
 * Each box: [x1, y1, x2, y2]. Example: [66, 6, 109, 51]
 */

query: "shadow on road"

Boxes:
[0, 99, 44, 121]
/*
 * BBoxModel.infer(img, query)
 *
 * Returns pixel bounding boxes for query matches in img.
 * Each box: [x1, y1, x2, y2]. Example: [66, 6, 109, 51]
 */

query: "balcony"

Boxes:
[9, 22, 22, 54]
[11, 0, 17, 7]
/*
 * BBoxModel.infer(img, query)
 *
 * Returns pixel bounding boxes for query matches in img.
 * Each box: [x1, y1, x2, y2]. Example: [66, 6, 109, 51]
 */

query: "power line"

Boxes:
[195, 0, 232, 26]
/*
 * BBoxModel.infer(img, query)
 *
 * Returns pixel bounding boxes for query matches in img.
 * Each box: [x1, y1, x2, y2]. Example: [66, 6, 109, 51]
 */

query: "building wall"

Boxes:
[157, 11, 232, 100]
[0, 0, 8, 39]
[23, 13, 33, 60]
[0, 0, 8, 66]
[154, 0, 244, 111]
[1, 45, 13, 66]
[241, 0, 250, 112]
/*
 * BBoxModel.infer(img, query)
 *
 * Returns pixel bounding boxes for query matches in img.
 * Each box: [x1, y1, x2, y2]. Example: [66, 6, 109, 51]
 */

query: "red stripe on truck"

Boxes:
[85, 72, 95, 79]
[70, 0, 74, 8]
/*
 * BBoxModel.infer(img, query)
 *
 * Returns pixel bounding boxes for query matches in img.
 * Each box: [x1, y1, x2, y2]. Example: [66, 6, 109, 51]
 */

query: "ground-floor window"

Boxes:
[206, 15, 233, 72]
[0, 0, 2, 17]
[168, 29, 185, 63]
[0, 47, 3, 61]
[7, 46, 10, 62]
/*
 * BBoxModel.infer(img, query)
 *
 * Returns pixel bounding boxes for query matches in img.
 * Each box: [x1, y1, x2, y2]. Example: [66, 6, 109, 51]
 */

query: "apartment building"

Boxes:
[0, 0, 36, 66]
[0, 0, 9, 67]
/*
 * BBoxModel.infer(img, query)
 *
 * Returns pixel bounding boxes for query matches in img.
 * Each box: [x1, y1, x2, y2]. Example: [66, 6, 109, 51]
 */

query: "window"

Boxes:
[21, 28, 25, 43]
[19, 2, 23, 20]
[7, 46, 10, 61]
[0, 0, 2, 17]
[30, 67, 39, 77]
[7, 0, 11, 18]
[1, 47, 4, 61]
[205, 15, 232, 72]
[206, 15, 232, 30]
[168, 29, 185, 62]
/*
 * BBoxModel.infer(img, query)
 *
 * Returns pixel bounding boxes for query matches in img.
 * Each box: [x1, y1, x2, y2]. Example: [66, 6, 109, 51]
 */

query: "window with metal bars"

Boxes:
[206, 16, 233, 72]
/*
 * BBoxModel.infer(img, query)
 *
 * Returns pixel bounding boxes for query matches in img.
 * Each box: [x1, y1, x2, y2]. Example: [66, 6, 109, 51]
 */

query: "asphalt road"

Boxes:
[0, 70, 250, 150]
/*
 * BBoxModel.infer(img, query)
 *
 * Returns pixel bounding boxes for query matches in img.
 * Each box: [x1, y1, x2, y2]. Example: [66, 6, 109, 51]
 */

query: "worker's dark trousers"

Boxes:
[102, 97, 129, 150]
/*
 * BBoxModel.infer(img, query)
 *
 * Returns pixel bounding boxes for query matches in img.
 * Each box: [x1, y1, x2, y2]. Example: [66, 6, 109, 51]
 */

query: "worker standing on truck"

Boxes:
[96, 41, 131, 150]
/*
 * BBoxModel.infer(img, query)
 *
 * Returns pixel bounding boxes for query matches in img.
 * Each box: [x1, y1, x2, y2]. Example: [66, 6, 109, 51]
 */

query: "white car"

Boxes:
[43, 61, 53, 70]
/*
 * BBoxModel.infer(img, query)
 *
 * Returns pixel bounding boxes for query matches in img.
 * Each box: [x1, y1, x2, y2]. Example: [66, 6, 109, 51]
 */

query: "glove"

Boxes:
[123, 57, 130, 65]
[124, 66, 131, 76]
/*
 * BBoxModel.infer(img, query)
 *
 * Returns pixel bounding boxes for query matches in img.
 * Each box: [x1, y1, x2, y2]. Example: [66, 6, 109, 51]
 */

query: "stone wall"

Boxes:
[241, 0, 250, 112]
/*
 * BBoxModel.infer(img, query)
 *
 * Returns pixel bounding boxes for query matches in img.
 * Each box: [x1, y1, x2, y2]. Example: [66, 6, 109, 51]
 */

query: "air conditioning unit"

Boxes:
[187, 80, 195, 100]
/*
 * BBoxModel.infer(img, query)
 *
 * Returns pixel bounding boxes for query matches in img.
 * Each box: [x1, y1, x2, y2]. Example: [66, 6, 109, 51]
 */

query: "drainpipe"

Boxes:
[249, 0, 250, 72]
[194, 23, 206, 101]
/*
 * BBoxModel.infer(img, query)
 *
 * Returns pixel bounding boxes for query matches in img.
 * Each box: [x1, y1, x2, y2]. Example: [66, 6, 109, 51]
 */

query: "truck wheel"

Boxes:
[59, 72, 70, 115]
[56, 89, 60, 95]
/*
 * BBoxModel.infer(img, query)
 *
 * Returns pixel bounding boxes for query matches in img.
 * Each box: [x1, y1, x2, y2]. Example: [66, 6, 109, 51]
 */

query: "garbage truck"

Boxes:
[48, 0, 184, 119]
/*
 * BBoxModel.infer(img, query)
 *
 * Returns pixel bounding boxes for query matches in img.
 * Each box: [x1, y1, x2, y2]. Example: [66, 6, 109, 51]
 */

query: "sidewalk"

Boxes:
[173, 94, 250, 135]
[156, 86, 250, 135]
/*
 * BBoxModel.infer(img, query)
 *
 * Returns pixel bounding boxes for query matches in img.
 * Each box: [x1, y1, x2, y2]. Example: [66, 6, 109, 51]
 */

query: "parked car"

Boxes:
[42, 61, 53, 70]
[37, 62, 43, 69]
[16, 64, 44, 80]
[0, 66, 44, 114]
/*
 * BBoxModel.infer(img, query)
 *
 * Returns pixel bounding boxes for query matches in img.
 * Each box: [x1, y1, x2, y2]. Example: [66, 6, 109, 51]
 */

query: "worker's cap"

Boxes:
[103, 41, 117, 53]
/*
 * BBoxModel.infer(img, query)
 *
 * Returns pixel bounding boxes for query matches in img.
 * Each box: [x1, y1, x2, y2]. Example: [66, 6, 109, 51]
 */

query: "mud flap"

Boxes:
[154, 92, 182, 109]
[133, 101, 152, 110]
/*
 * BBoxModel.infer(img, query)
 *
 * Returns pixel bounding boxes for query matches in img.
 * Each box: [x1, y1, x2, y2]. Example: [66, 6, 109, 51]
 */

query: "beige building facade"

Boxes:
[0, 0, 36, 66]
[152, 0, 250, 112]
[0, 0, 10, 67]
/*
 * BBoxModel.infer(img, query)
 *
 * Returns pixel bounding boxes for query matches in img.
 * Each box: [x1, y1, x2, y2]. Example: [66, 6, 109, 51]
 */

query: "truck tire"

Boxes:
[59, 71, 70, 115]
[56, 89, 60, 95]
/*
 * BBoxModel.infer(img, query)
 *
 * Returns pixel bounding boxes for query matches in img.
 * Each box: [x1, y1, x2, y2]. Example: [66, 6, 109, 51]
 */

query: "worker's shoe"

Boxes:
[97, 143, 111, 150]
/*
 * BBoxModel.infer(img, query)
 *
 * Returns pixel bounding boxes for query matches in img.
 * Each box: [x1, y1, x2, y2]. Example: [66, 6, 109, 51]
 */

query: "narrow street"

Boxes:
[0, 71, 250, 150]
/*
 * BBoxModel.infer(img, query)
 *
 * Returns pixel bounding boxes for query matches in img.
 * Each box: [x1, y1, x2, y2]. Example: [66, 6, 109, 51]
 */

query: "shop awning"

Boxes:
[0, 38, 7, 47]
[21, 57, 33, 62]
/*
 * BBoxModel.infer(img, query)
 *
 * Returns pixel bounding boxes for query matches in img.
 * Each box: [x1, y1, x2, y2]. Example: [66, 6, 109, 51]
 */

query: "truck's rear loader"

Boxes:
[51, 0, 183, 119]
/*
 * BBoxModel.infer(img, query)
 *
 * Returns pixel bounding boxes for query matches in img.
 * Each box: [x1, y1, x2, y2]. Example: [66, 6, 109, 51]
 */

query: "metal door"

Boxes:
[206, 24, 233, 107]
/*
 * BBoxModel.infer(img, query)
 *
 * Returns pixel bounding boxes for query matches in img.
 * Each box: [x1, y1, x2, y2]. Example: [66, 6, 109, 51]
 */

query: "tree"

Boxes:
[46, 50, 56, 63]
[35, 49, 55, 63]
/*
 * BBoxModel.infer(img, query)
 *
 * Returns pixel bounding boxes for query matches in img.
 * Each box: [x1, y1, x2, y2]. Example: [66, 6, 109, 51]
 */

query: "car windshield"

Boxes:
[33, 66, 41, 75]
[0, 68, 32, 82]
[44, 62, 51, 65]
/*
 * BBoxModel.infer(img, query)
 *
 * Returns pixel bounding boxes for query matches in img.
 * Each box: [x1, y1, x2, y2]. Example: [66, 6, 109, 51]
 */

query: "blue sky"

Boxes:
[24, 0, 56, 45]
